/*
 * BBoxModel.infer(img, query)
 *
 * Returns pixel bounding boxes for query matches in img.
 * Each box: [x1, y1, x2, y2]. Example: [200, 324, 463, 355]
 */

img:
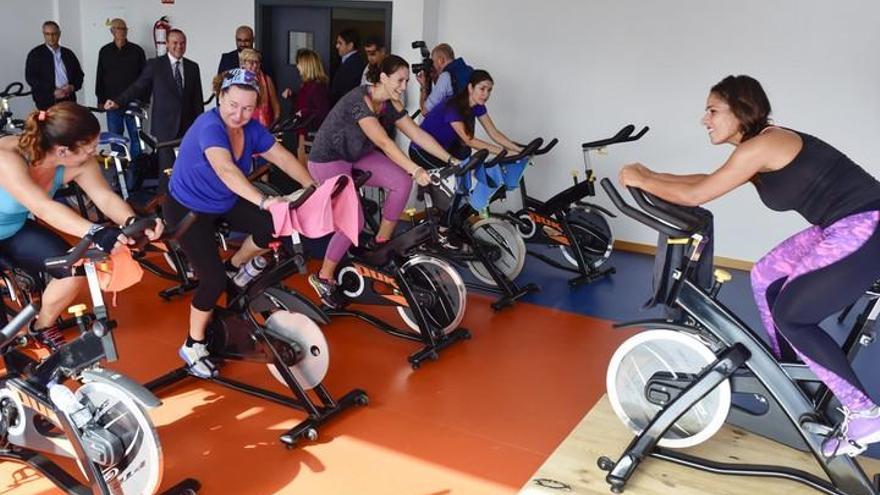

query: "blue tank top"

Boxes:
[0, 166, 65, 239]
[754, 131, 880, 227]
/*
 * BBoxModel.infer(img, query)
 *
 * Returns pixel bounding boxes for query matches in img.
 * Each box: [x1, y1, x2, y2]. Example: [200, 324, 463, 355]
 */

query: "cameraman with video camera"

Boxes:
[415, 43, 473, 116]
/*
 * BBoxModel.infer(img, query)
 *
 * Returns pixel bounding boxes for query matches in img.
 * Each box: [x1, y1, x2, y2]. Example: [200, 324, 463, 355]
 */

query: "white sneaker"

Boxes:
[179, 342, 217, 378]
[822, 406, 880, 457]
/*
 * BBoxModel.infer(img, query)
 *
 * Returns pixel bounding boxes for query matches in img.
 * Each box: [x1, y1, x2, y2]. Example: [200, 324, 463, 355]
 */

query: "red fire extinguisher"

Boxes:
[153, 16, 171, 57]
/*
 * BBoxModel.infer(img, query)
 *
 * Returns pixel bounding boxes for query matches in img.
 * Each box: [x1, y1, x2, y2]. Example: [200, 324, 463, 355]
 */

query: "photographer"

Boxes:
[416, 43, 473, 116]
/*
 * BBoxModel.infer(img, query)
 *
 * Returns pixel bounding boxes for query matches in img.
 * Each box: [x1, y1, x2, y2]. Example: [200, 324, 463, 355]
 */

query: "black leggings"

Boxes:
[163, 195, 274, 311]
[0, 220, 73, 287]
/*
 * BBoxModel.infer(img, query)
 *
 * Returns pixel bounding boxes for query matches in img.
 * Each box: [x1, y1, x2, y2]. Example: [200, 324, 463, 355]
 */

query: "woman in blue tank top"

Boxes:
[619, 75, 880, 457]
[0, 101, 161, 350]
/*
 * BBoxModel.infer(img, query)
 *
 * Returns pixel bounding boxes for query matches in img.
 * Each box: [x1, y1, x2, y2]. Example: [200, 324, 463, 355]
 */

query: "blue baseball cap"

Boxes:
[221, 68, 259, 93]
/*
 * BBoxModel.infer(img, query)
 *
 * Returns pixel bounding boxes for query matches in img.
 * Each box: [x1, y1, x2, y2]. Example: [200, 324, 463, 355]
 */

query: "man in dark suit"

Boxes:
[105, 29, 204, 183]
[25, 21, 84, 110]
[217, 25, 255, 74]
[329, 28, 367, 105]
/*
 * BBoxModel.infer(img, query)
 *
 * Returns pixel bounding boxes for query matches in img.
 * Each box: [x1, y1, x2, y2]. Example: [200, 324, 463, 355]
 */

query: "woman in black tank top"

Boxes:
[619, 75, 880, 457]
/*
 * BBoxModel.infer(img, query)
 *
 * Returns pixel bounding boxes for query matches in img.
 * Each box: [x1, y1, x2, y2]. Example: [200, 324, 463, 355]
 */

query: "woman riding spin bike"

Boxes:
[306, 55, 463, 308]
[0, 101, 162, 349]
[163, 68, 316, 378]
[408, 69, 523, 236]
[409, 69, 522, 168]
[618, 74, 880, 457]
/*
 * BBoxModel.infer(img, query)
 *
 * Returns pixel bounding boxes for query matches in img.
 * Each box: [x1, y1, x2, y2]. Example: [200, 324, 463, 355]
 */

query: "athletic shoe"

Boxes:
[309, 274, 343, 309]
[822, 406, 880, 457]
[179, 342, 218, 378]
[29, 324, 66, 352]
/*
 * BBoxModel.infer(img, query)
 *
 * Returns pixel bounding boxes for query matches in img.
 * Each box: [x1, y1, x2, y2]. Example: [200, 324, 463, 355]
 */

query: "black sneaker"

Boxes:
[28, 323, 66, 352]
[309, 274, 344, 309]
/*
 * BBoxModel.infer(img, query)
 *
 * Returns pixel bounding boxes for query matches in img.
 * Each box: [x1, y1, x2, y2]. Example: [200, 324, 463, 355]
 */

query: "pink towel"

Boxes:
[268, 174, 360, 246]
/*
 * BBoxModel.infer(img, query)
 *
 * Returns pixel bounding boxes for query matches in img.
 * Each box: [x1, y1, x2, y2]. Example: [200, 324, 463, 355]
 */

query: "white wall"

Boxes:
[434, 0, 880, 261]
[4, 0, 878, 261]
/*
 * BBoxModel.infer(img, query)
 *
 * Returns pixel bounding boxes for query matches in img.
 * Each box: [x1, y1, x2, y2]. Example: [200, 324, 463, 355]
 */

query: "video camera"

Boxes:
[411, 41, 432, 81]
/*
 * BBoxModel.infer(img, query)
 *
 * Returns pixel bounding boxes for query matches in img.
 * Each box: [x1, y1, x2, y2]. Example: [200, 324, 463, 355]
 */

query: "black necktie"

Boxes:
[174, 61, 183, 94]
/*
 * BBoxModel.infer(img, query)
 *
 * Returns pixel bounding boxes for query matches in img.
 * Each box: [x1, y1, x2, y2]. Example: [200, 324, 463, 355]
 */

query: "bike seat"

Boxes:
[352, 170, 372, 189]
[536, 180, 594, 216]
[99, 132, 130, 148]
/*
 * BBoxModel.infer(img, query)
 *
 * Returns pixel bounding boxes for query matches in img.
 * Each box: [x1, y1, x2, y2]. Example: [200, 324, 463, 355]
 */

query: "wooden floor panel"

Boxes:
[521, 396, 880, 495]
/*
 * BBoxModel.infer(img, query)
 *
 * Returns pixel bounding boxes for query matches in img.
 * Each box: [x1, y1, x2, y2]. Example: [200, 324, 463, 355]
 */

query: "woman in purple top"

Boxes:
[306, 55, 460, 308]
[293, 49, 330, 163]
[410, 70, 522, 169]
[164, 69, 317, 378]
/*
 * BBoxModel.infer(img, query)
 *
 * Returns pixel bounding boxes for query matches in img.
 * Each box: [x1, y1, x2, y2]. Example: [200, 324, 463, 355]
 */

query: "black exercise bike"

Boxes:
[597, 178, 879, 495]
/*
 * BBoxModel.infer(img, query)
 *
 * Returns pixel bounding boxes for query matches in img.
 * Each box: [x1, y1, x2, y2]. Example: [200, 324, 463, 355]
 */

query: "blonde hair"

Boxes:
[295, 49, 329, 84]
[238, 48, 261, 65]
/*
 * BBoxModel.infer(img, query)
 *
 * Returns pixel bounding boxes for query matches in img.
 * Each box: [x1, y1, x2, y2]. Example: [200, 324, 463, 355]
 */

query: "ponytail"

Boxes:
[18, 101, 99, 164]
[367, 54, 410, 85]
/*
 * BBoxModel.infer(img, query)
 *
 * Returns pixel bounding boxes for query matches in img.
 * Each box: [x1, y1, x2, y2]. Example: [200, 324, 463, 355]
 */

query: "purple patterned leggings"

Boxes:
[308, 151, 412, 262]
[751, 209, 880, 411]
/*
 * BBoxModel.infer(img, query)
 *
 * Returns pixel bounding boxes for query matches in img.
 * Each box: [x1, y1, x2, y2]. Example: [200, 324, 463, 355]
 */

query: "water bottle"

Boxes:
[232, 255, 268, 288]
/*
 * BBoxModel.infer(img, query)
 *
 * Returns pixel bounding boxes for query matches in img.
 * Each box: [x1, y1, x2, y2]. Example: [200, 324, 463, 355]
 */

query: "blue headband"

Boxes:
[221, 68, 259, 93]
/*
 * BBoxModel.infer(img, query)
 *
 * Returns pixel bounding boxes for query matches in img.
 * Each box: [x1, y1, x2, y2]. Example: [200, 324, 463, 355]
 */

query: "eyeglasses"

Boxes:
[236, 38, 254, 43]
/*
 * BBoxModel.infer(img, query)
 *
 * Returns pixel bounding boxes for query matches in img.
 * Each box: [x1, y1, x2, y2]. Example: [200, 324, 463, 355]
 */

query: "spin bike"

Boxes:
[596, 178, 879, 495]
[325, 156, 492, 369]
[0, 219, 199, 494]
[0, 82, 30, 136]
[145, 183, 369, 448]
[500, 125, 648, 287]
[410, 145, 541, 311]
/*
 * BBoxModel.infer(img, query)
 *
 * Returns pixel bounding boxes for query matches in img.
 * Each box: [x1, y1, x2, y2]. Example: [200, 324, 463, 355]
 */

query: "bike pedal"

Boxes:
[801, 419, 834, 436]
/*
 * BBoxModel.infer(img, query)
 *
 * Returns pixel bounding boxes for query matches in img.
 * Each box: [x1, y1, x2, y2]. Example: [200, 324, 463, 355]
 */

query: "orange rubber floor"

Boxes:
[0, 267, 636, 494]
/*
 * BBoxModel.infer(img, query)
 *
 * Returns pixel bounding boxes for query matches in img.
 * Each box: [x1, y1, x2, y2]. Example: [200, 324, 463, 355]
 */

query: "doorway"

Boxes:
[256, 0, 392, 113]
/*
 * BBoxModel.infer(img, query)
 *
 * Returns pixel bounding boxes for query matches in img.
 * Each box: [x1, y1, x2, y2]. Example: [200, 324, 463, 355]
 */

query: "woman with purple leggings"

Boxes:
[306, 55, 462, 308]
[618, 75, 880, 458]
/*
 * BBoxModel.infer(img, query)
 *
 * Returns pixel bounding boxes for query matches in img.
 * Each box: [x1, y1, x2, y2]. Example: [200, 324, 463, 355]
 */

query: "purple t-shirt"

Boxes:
[170, 108, 276, 213]
[417, 100, 487, 151]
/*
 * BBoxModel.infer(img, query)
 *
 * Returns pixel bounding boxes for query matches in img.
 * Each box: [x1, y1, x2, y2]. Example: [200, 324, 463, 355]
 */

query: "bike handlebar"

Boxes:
[0, 82, 29, 98]
[0, 303, 39, 348]
[428, 149, 490, 185]
[268, 114, 315, 135]
[139, 130, 182, 151]
[495, 138, 543, 164]
[599, 178, 705, 238]
[582, 125, 649, 150]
